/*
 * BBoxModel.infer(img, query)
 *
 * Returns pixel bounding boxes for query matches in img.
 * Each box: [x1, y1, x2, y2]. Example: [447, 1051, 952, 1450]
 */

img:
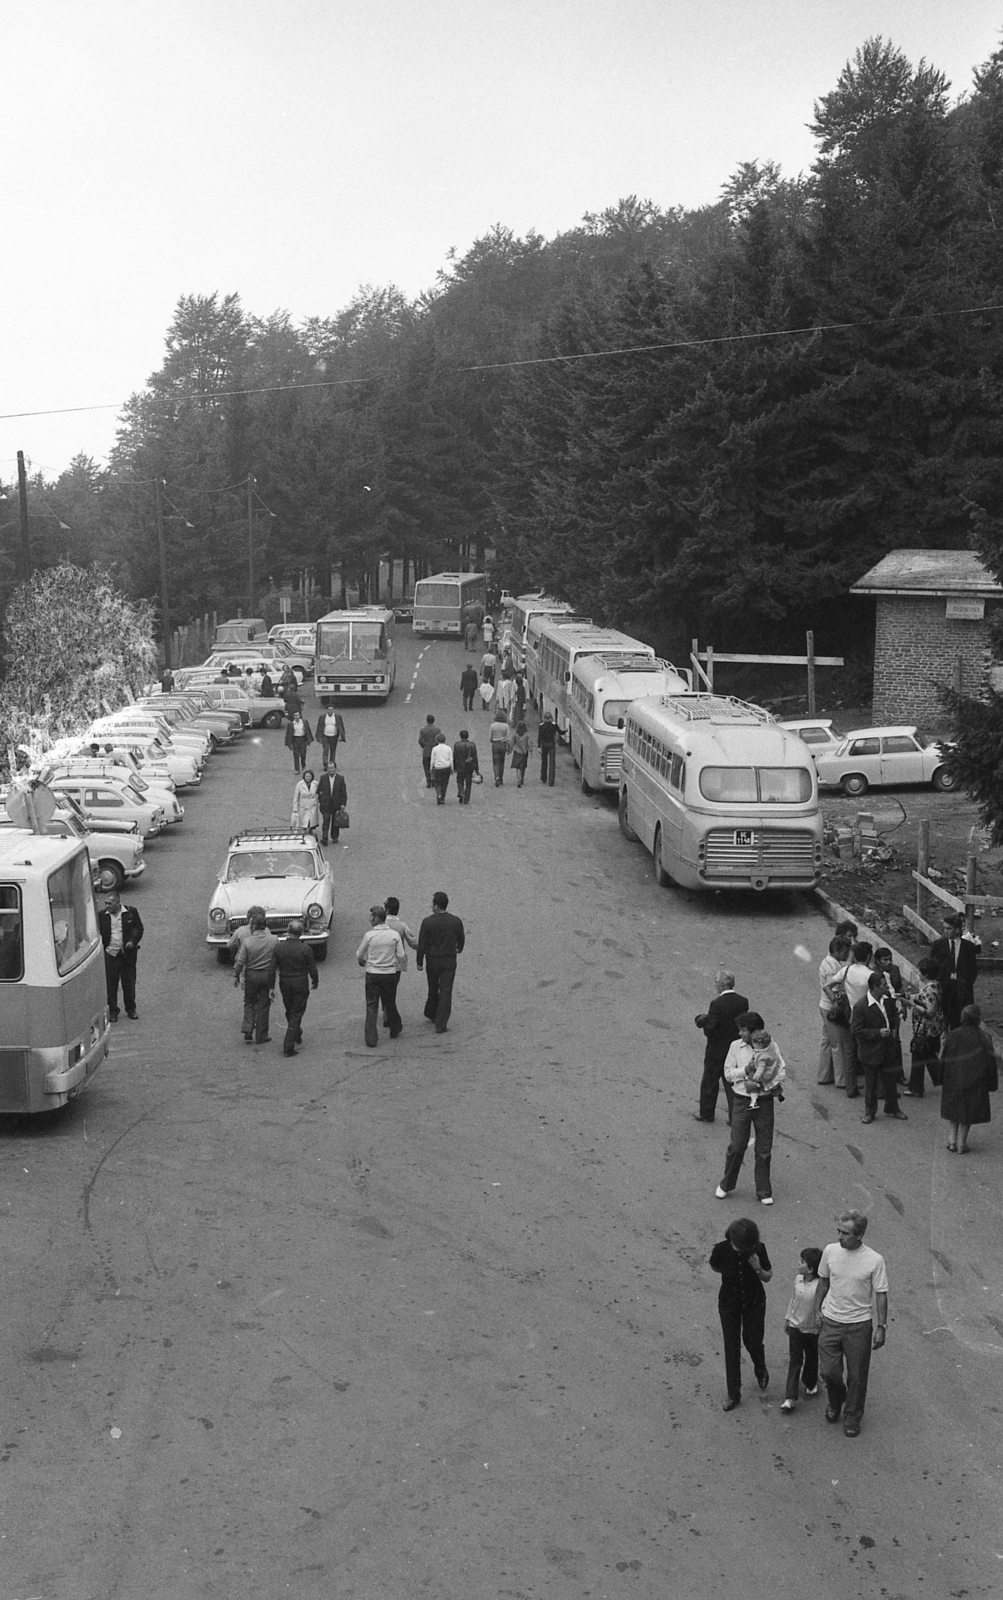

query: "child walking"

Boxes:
[781, 1246, 822, 1411]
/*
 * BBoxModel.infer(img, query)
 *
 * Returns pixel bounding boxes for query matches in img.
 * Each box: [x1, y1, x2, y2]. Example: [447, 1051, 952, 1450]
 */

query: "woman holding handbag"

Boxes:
[905, 956, 945, 1097]
[291, 770, 321, 836]
[818, 936, 852, 1087]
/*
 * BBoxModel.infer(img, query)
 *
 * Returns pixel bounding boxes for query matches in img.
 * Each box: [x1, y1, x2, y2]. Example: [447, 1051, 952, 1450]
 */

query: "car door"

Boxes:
[880, 734, 923, 786]
[842, 736, 881, 784]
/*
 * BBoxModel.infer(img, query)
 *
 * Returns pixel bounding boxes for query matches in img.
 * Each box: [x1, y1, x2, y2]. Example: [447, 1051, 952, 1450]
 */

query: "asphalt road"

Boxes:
[3, 630, 1001, 1600]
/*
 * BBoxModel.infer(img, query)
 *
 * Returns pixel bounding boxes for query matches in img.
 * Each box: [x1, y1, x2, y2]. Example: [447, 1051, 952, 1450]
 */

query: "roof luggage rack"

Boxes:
[657, 692, 772, 723]
[228, 829, 312, 847]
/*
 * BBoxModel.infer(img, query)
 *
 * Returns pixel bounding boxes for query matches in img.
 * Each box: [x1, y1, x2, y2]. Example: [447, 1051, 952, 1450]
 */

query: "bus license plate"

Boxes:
[340, 683, 363, 692]
[734, 829, 756, 846]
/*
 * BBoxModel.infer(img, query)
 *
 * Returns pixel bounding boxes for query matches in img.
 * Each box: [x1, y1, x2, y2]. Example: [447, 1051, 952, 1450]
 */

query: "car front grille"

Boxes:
[228, 913, 296, 934]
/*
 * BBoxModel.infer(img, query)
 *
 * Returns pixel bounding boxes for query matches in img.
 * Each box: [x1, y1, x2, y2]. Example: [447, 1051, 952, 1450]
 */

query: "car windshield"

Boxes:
[226, 850, 317, 882]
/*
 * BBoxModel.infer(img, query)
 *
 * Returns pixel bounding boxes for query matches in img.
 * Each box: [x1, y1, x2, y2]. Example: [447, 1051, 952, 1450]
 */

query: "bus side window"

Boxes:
[0, 886, 23, 982]
[670, 753, 684, 790]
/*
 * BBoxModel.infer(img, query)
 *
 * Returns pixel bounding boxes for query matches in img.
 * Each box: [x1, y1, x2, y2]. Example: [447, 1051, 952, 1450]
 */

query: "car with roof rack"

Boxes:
[206, 830, 334, 961]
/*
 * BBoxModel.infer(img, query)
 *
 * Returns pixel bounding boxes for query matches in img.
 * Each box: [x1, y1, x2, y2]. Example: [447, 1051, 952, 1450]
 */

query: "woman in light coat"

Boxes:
[291, 769, 321, 835]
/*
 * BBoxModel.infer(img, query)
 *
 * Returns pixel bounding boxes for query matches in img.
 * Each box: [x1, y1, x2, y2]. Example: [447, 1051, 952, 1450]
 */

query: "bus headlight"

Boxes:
[307, 903, 324, 922]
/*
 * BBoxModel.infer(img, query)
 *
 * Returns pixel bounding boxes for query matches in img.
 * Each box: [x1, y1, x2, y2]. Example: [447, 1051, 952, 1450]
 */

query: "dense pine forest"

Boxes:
[7, 35, 1003, 672]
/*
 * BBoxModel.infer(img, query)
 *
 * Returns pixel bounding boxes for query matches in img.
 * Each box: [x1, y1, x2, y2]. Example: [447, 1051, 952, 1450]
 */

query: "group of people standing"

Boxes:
[818, 912, 997, 1151]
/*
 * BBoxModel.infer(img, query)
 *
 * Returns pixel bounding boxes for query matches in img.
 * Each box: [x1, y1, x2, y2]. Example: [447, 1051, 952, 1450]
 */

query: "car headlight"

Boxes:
[209, 906, 227, 924]
[307, 903, 324, 921]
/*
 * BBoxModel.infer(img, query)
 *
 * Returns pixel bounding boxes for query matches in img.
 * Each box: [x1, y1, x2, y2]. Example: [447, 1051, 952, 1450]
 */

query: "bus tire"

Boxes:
[653, 826, 671, 887]
[261, 709, 284, 728]
[94, 859, 125, 893]
[618, 789, 639, 842]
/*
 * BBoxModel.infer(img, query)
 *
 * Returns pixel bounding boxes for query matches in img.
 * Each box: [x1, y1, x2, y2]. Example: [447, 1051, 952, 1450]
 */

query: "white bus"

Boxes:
[528, 620, 655, 732]
[568, 655, 692, 793]
[501, 594, 581, 672]
[412, 572, 487, 636]
[618, 693, 823, 892]
[314, 606, 396, 700]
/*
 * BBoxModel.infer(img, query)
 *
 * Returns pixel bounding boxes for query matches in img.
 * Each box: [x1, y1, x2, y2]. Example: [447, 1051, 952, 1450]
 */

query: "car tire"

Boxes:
[932, 766, 958, 792]
[618, 789, 639, 842]
[653, 826, 671, 886]
[841, 774, 868, 797]
[94, 860, 125, 892]
[261, 709, 284, 728]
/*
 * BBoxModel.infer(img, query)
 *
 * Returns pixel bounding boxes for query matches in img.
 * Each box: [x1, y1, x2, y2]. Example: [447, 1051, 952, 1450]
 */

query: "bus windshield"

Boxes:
[318, 622, 386, 661]
[0, 886, 23, 981]
[415, 582, 458, 607]
[48, 853, 99, 975]
[699, 766, 813, 804]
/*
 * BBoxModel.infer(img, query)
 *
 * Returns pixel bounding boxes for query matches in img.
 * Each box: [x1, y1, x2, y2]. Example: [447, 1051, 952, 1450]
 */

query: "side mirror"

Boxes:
[617, 718, 625, 730]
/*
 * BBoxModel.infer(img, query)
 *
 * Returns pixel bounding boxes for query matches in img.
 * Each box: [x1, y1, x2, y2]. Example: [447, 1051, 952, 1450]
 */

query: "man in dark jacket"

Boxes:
[98, 894, 144, 1020]
[284, 710, 313, 772]
[851, 973, 907, 1123]
[416, 890, 465, 1034]
[318, 763, 348, 845]
[452, 730, 480, 805]
[538, 712, 557, 785]
[460, 664, 479, 713]
[930, 913, 981, 1031]
[418, 714, 442, 789]
[694, 970, 750, 1123]
[269, 921, 319, 1056]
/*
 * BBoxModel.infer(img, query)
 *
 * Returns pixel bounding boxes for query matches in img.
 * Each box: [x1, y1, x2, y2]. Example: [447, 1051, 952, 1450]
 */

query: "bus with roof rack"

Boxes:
[617, 693, 822, 892]
[568, 655, 692, 793]
[501, 594, 581, 672]
[528, 620, 655, 732]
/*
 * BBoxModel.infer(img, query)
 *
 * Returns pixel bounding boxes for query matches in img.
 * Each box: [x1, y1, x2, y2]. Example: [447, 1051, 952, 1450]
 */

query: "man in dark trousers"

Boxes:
[233, 909, 278, 1043]
[416, 890, 465, 1034]
[460, 663, 479, 713]
[318, 762, 348, 845]
[851, 972, 907, 1124]
[538, 711, 557, 785]
[418, 713, 442, 789]
[269, 920, 319, 1056]
[694, 969, 750, 1123]
[930, 912, 980, 1031]
[452, 729, 480, 804]
[318, 701, 347, 768]
[98, 893, 144, 1020]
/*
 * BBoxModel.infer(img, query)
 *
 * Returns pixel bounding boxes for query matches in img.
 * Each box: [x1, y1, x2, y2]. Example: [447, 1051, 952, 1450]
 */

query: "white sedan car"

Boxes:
[206, 831, 334, 961]
[814, 725, 957, 796]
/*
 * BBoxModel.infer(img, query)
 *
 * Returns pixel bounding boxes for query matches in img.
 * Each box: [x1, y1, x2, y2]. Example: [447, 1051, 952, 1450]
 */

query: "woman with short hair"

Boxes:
[940, 1003, 998, 1153]
[709, 1216, 772, 1411]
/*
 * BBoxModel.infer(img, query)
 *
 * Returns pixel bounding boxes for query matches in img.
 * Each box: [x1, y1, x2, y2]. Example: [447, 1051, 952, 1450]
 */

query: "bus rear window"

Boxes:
[699, 767, 813, 803]
[0, 886, 23, 981]
[48, 854, 99, 976]
[415, 583, 459, 607]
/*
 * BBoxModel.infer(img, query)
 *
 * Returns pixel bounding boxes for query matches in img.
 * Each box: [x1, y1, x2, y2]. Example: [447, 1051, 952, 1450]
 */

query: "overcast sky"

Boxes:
[2, 0, 1000, 483]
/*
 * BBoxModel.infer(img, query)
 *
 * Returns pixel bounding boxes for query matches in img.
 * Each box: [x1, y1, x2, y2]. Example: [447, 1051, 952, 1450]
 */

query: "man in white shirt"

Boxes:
[429, 734, 454, 804]
[357, 906, 405, 1046]
[714, 1011, 786, 1205]
[815, 1210, 889, 1437]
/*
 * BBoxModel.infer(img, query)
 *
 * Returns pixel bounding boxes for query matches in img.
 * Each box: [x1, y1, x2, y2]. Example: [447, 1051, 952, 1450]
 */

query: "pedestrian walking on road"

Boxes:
[291, 769, 321, 834]
[482, 616, 495, 649]
[418, 713, 442, 789]
[318, 763, 348, 845]
[416, 890, 465, 1033]
[818, 936, 852, 1088]
[384, 895, 418, 1025]
[538, 711, 557, 785]
[781, 1246, 822, 1411]
[269, 921, 318, 1056]
[452, 729, 480, 804]
[489, 713, 510, 785]
[514, 672, 527, 723]
[318, 701, 347, 767]
[709, 1216, 772, 1411]
[285, 710, 313, 773]
[715, 1011, 785, 1203]
[464, 619, 480, 652]
[851, 972, 906, 1124]
[460, 663, 479, 712]
[481, 649, 497, 686]
[816, 1210, 889, 1438]
[98, 893, 144, 1021]
[940, 1002, 998, 1152]
[357, 906, 405, 1046]
[495, 674, 514, 720]
[234, 910, 278, 1044]
[429, 734, 454, 804]
[694, 970, 749, 1123]
[510, 721, 530, 786]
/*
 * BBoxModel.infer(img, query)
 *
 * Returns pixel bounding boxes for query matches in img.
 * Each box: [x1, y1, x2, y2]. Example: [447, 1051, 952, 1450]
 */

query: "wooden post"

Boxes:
[806, 629, 816, 716]
[966, 850, 977, 935]
[706, 645, 713, 692]
[917, 819, 929, 921]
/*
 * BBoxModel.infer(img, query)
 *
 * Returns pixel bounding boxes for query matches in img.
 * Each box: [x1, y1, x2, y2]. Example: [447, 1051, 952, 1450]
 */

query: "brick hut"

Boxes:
[851, 549, 1003, 724]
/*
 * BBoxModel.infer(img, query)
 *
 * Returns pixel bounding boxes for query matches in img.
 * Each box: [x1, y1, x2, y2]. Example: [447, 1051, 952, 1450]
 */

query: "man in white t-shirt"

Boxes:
[814, 1209, 889, 1437]
[356, 906, 405, 1046]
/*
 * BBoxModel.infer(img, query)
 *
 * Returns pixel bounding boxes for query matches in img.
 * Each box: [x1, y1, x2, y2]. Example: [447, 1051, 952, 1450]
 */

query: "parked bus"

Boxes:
[0, 796, 110, 1112]
[501, 594, 580, 672]
[412, 572, 488, 637]
[568, 655, 692, 793]
[618, 693, 823, 892]
[314, 606, 396, 700]
[528, 620, 655, 732]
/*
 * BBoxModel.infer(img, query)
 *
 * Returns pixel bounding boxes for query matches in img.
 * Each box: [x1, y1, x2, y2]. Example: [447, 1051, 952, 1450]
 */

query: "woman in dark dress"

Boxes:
[940, 1003, 998, 1153]
[709, 1216, 772, 1410]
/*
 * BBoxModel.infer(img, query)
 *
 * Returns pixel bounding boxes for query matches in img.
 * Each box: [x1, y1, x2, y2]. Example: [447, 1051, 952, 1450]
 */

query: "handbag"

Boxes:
[333, 806, 350, 829]
[826, 988, 851, 1026]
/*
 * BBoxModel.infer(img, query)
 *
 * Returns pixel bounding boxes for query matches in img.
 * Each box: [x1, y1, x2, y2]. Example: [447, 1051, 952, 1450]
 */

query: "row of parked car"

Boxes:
[0, 686, 267, 892]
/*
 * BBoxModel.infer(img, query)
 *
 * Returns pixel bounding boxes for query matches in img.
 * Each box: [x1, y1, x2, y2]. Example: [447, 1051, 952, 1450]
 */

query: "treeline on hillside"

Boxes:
[5, 35, 1003, 669]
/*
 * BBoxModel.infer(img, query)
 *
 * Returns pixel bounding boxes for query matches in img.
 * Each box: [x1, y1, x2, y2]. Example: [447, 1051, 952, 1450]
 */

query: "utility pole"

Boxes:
[155, 477, 172, 669]
[247, 474, 254, 617]
[16, 450, 31, 579]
